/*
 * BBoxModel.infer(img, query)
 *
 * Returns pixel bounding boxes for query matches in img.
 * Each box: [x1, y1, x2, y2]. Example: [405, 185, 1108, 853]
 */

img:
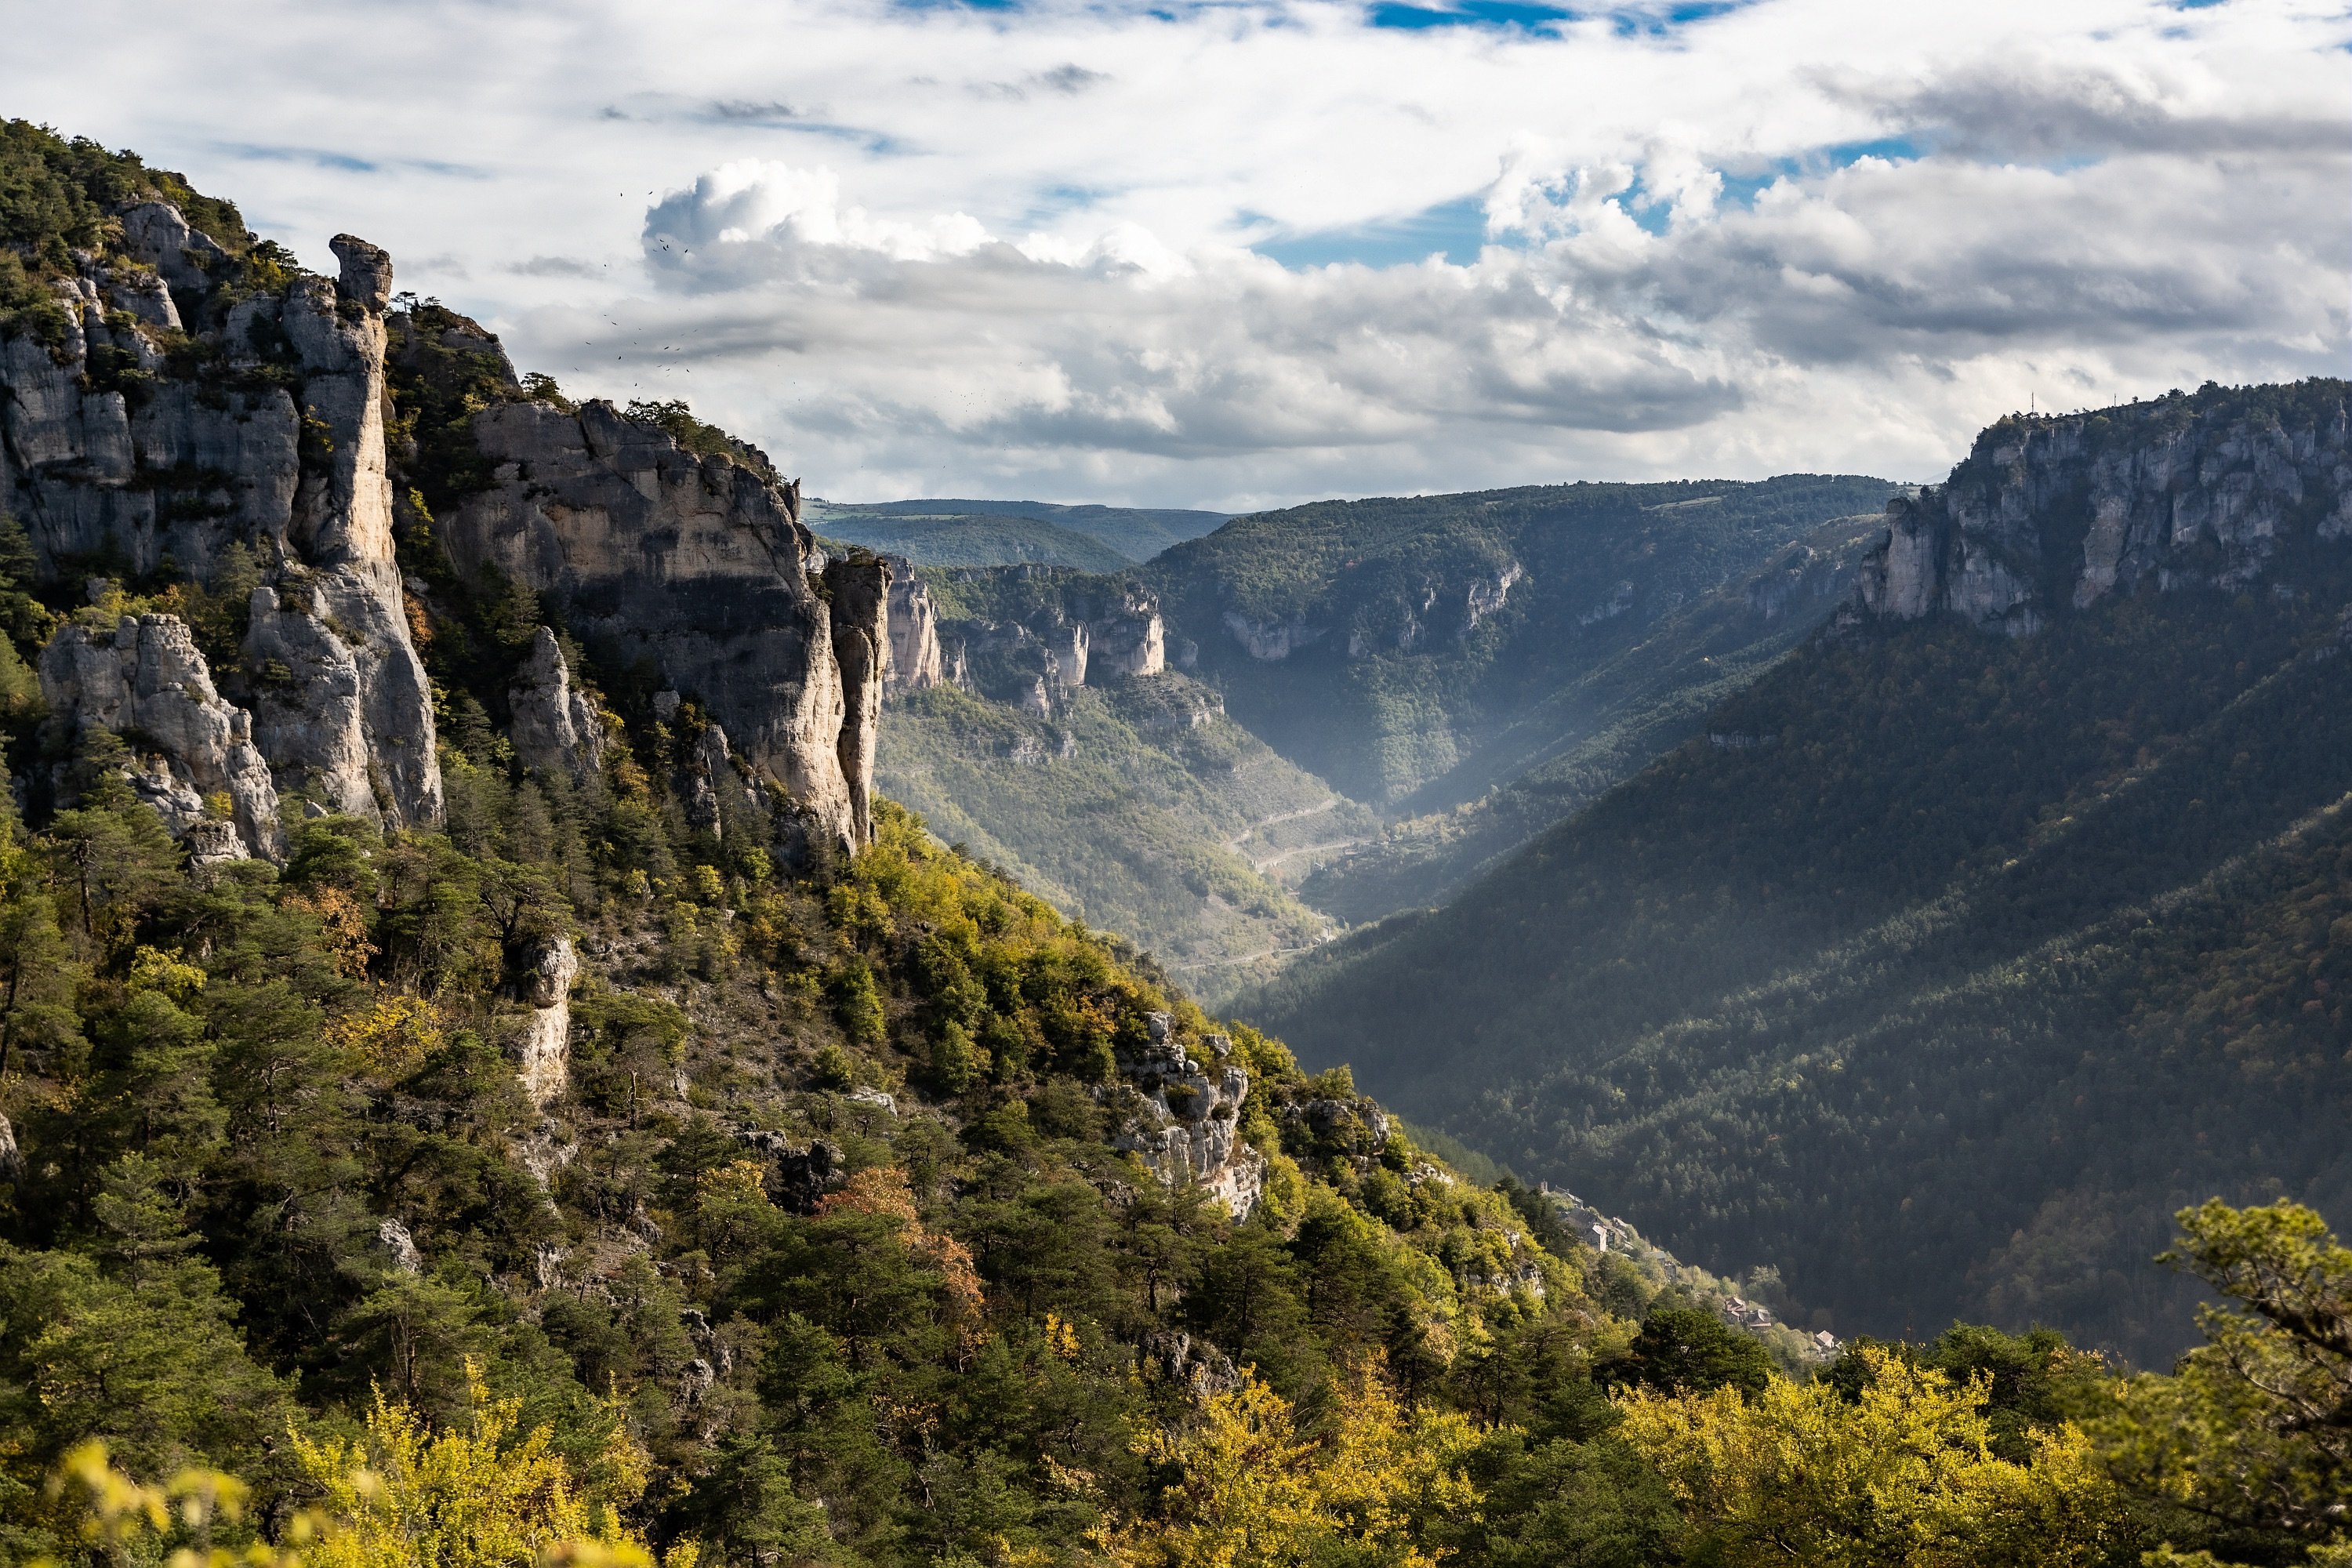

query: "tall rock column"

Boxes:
[249, 236, 441, 826]
[2, 205, 443, 850]
[884, 567, 945, 693]
[826, 557, 891, 849]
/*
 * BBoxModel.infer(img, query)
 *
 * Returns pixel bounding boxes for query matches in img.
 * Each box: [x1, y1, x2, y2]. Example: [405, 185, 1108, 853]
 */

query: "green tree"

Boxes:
[2099, 1200, 2352, 1563]
[1613, 1305, 1773, 1399]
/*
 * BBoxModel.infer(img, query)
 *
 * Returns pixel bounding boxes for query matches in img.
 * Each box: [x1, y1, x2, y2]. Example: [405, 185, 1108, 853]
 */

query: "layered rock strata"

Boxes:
[1857, 385, 2352, 635]
[1, 209, 441, 844]
[440, 398, 889, 856]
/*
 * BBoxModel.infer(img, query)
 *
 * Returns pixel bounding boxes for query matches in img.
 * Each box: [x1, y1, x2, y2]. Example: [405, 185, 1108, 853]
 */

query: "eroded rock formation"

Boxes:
[517, 934, 579, 1109]
[39, 615, 283, 860]
[439, 399, 889, 856]
[1857, 386, 2352, 636]
[508, 627, 608, 786]
[1087, 589, 1166, 678]
[1112, 1012, 1265, 1219]
[2, 209, 441, 844]
[884, 565, 945, 692]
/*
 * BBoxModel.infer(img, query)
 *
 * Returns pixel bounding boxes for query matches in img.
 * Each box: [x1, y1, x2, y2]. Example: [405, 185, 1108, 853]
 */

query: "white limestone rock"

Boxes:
[884, 566, 946, 693]
[39, 614, 283, 859]
[3, 211, 442, 833]
[508, 627, 607, 786]
[440, 398, 886, 857]
[1857, 390, 2352, 636]
[517, 935, 579, 1109]
[1113, 1014, 1263, 1219]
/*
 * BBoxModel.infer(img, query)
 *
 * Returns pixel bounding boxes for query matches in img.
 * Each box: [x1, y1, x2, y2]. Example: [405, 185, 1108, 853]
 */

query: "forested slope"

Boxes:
[1243, 382, 2352, 1365]
[877, 673, 1370, 1000]
[1136, 474, 1900, 810]
[873, 481, 1896, 969]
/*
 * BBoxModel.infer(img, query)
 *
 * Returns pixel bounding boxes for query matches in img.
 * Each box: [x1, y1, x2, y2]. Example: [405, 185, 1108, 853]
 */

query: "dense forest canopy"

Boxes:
[1246, 380, 2352, 1367]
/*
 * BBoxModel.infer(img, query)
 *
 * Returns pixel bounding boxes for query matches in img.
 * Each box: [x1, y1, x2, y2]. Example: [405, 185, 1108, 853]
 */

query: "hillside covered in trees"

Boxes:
[1246, 380, 2352, 1367]
[869, 480, 1896, 993]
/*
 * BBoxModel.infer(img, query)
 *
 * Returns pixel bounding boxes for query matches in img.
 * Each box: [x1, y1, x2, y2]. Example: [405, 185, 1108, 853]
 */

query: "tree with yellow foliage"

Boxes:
[289, 1362, 687, 1568]
[1116, 1359, 1482, 1568]
[1614, 1345, 2128, 1567]
[34, 1363, 695, 1568]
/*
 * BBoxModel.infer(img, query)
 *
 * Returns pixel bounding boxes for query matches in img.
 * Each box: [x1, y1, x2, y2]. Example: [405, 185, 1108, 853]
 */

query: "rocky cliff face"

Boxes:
[1, 212, 442, 842]
[438, 397, 889, 857]
[38, 614, 283, 860]
[884, 564, 945, 693]
[909, 574, 1168, 715]
[1857, 383, 2352, 635]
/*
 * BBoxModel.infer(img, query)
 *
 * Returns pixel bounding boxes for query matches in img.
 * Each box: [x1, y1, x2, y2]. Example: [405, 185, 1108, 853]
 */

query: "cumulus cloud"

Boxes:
[9, 0, 2344, 506]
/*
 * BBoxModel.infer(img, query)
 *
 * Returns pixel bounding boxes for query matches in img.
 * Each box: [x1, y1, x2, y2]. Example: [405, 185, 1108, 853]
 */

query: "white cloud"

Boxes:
[4, 0, 2343, 506]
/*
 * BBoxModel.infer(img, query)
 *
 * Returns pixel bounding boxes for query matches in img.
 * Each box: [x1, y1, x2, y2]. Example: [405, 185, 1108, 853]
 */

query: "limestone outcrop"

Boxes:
[438, 398, 890, 856]
[884, 565, 946, 692]
[1086, 589, 1166, 679]
[0, 205, 442, 844]
[1222, 611, 1324, 662]
[517, 934, 579, 1109]
[1856, 385, 2352, 636]
[1112, 1013, 1264, 1219]
[508, 627, 608, 786]
[916, 578, 1167, 713]
[38, 614, 283, 859]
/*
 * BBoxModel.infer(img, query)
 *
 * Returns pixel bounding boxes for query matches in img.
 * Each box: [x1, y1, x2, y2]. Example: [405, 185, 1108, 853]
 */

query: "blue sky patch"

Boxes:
[1715, 134, 1922, 208]
[1254, 194, 1490, 268]
[1369, 1, 1577, 31]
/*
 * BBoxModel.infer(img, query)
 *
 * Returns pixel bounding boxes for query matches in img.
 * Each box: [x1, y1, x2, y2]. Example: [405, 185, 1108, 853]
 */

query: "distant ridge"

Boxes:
[808, 496, 1228, 568]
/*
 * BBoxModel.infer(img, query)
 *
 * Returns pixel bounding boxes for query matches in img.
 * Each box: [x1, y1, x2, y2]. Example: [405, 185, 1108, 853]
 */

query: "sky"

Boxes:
[4, 0, 2346, 510]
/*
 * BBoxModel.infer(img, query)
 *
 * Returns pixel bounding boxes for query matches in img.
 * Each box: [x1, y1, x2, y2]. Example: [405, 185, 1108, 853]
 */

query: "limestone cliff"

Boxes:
[38, 614, 282, 860]
[0, 205, 441, 843]
[437, 397, 889, 856]
[1856, 383, 2352, 635]
[910, 572, 1167, 713]
[507, 627, 608, 786]
[884, 564, 945, 693]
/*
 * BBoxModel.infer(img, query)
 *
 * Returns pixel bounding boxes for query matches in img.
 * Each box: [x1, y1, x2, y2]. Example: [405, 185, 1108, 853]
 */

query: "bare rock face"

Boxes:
[0, 206, 441, 837]
[1087, 588, 1166, 680]
[1461, 562, 1523, 637]
[884, 564, 945, 693]
[825, 557, 890, 849]
[1856, 385, 2352, 636]
[681, 722, 736, 838]
[1040, 620, 1089, 687]
[1113, 1013, 1264, 1219]
[377, 1217, 423, 1276]
[508, 627, 607, 786]
[1221, 611, 1324, 662]
[439, 398, 888, 856]
[39, 615, 283, 859]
